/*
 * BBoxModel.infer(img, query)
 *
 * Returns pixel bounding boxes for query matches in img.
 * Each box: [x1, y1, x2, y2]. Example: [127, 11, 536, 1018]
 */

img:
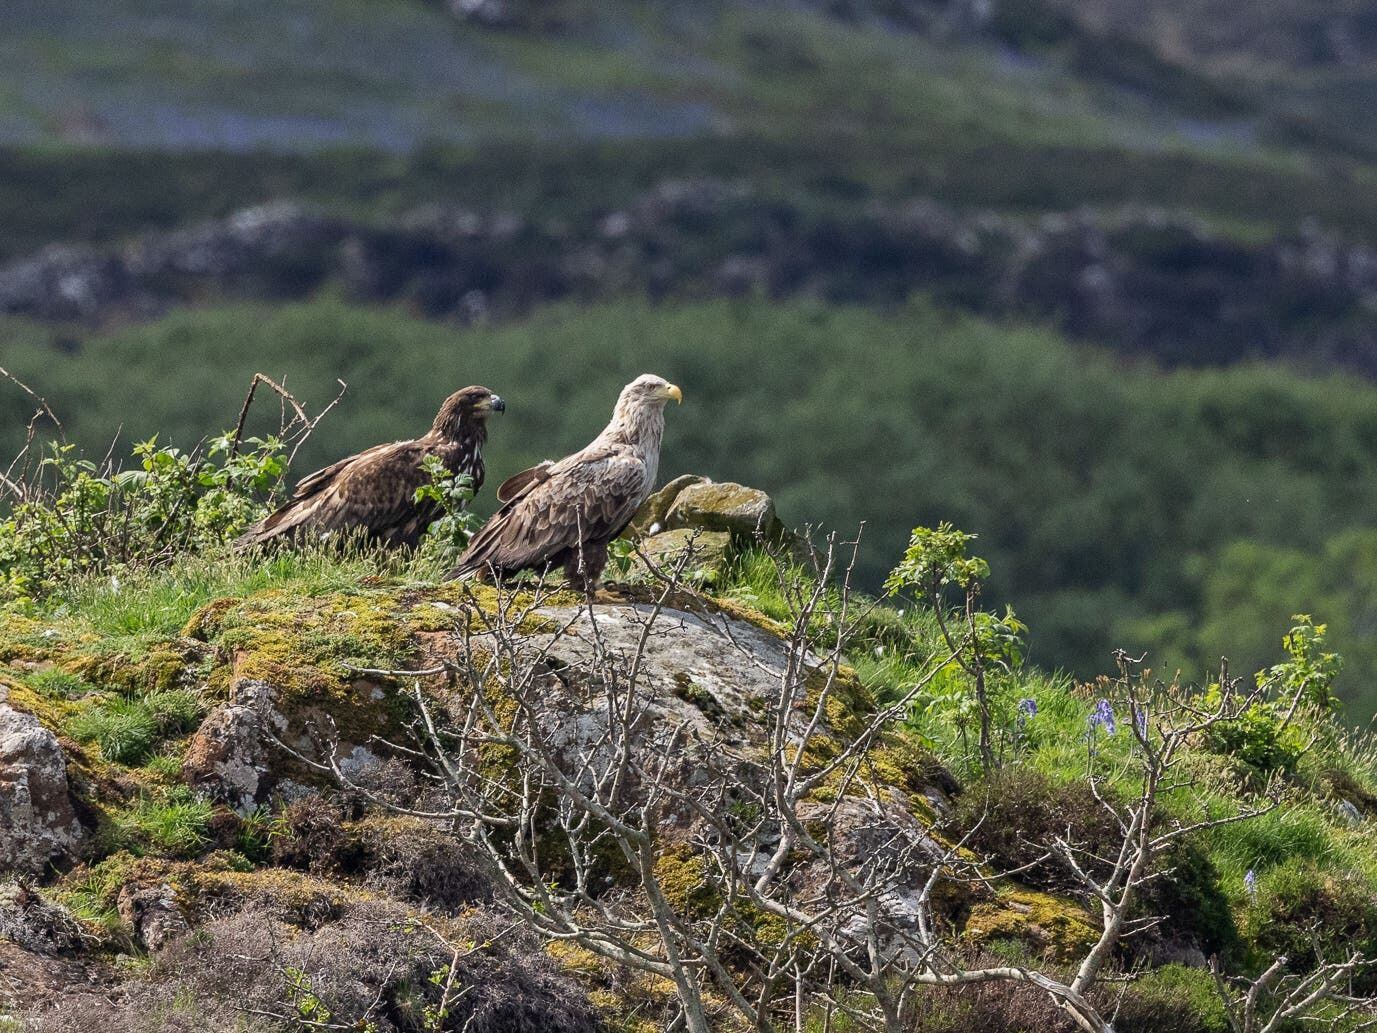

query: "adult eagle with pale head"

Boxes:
[235, 385, 504, 550]
[447, 374, 681, 590]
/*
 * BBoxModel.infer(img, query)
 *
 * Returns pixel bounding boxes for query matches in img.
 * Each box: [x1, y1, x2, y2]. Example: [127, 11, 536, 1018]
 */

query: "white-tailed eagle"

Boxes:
[447, 374, 680, 590]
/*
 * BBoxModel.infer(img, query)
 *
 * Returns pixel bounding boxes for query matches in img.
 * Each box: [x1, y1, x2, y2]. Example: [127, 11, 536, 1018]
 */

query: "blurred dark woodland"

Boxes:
[6, 0, 1377, 709]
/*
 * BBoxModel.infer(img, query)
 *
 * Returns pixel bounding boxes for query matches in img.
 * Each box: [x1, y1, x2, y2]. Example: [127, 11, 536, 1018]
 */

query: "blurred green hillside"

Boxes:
[6, 1, 1377, 711]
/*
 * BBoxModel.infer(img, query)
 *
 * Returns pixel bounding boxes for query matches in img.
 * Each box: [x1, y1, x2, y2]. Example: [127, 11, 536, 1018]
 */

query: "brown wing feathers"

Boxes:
[447, 375, 679, 587]
[234, 385, 499, 551]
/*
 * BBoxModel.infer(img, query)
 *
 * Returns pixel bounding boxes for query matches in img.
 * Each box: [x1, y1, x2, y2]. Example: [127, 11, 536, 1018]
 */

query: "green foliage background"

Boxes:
[7, 295, 1377, 712]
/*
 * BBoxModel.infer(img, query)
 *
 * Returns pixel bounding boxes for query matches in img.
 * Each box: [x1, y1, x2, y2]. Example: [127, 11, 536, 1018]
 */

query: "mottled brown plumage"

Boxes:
[235, 386, 504, 550]
[447, 374, 681, 590]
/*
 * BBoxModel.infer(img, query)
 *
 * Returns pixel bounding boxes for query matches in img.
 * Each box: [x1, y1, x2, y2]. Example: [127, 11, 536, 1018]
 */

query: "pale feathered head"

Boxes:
[615, 374, 682, 416]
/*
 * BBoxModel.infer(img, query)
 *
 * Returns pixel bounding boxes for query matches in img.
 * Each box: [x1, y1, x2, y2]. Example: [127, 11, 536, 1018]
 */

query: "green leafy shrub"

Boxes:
[1202, 617, 1341, 775]
[1200, 691, 1307, 774]
[1258, 615, 1344, 712]
[887, 522, 1027, 773]
[413, 455, 482, 569]
[0, 433, 286, 604]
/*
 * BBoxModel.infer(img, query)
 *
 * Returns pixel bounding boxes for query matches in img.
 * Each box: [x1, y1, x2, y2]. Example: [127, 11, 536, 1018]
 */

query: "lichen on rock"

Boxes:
[0, 693, 85, 876]
[183, 678, 288, 813]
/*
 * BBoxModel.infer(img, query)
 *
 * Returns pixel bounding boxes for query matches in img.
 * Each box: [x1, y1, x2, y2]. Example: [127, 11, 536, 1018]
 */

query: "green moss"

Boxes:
[653, 844, 720, 916]
[792, 664, 878, 770]
[709, 595, 791, 640]
[67, 646, 189, 696]
[962, 889, 1098, 963]
[671, 673, 730, 723]
[860, 735, 948, 799]
[2, 675, 77, 731]
[189, 865, 378, 924]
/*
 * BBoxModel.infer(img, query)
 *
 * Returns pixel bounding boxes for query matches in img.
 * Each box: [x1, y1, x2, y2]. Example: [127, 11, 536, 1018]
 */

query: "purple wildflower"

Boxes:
[1133, 706, 1147, 737]
[1088, 699, 1117, 736]
[1017, 698, 1038, 719]
[1244, 869, 1258, 898]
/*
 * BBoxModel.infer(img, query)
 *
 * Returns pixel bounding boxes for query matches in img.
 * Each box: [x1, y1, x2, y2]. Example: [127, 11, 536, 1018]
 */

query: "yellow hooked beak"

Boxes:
[665, 383, 682, 404]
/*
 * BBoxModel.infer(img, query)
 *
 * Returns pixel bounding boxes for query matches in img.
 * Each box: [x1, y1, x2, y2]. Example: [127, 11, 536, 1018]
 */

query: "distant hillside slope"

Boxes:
[1039, 0, 1377, 73]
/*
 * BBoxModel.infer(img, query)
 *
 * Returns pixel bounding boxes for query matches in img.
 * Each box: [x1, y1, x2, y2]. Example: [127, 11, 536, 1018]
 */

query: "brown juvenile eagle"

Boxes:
[235, 385, 504, 550]
[447, 373, 681, 590]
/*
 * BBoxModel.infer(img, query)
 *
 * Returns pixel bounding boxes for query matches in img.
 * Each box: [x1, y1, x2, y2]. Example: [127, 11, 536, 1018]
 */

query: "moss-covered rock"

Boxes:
[962, 888, 1099, 962]
[666, 480, 783, 540]
[634, 527, 732, 585]
[628, 473, 707, 537]
[0, 690, 86, 876]
[182, 679, 287, 813]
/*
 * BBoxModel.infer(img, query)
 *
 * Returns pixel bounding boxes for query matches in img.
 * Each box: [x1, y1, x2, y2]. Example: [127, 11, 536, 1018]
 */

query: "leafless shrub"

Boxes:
[288, 533, 1377, 1033]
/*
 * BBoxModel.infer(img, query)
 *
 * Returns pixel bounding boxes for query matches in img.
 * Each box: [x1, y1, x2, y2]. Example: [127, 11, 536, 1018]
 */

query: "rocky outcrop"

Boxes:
[182, 679, 288, 813]
[629, 473, 706, 537]
[116, 880, 191, 952]
[0, 700, 84, 876]
[627, 476, 786, 584]
[421, 592, 958, 950]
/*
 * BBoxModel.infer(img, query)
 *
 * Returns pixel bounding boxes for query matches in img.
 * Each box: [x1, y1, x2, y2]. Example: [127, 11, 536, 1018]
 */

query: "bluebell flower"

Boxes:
[1017, 698, 1038, 718]
[1244, 869, 1258, 898]
[1088, 699, 1117, 736]
[1133, 707, 1147, 737]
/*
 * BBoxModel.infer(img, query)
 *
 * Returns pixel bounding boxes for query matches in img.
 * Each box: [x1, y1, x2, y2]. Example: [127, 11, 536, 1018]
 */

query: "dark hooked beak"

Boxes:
[489, 395, 505, 413]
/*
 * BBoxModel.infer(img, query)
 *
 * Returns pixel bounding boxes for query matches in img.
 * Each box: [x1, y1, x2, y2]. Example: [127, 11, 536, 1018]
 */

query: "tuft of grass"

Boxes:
[67, 696, 159, 764]
[25, 668, 95, 699]
[113, 789, 214, 858]
[143, 689, 205, 736]
[65, 688, 205, 764]
[142, 748, 186, 782]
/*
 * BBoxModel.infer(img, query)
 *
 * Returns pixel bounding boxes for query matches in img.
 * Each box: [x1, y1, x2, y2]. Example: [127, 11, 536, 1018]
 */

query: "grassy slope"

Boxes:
[11, 535, 1377, 1029]
[7, 295, 1377, 715]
